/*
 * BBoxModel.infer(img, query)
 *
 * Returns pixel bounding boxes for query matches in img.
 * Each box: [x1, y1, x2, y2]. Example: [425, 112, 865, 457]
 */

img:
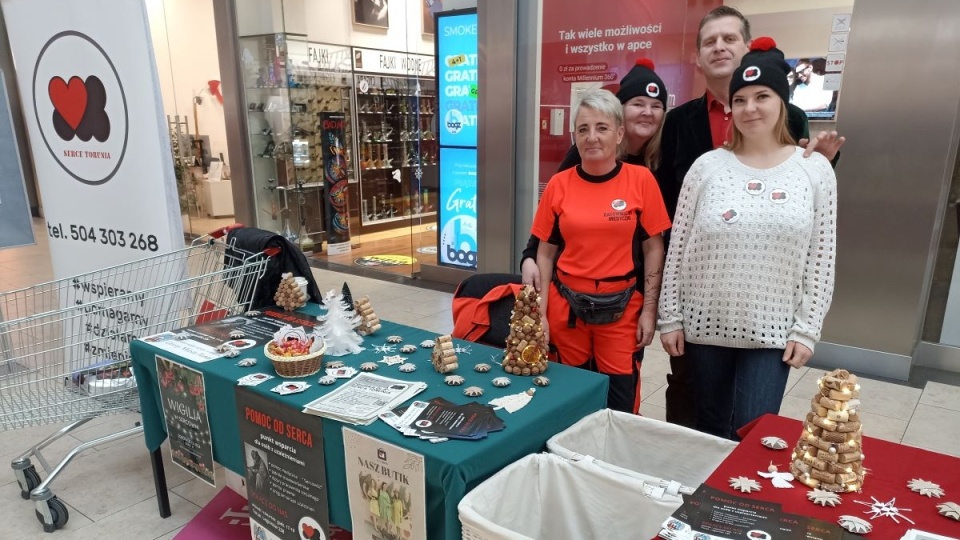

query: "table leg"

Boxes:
[151, 447, 172, 518]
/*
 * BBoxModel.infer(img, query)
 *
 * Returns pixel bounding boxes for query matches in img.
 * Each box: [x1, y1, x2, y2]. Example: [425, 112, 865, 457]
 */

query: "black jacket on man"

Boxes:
[658, 94, 811, 218]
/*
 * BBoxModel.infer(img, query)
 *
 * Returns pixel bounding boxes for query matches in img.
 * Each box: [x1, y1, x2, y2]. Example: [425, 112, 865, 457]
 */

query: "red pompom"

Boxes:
[635, 58, 656, 70]
[751, 37, 777, 51]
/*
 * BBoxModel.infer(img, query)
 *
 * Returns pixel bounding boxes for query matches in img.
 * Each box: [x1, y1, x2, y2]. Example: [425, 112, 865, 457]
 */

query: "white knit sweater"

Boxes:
[658, 147, 837, 352]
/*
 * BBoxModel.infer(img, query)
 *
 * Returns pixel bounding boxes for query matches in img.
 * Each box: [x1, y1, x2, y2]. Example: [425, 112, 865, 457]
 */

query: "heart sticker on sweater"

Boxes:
[721, 209, 739, 224]
[770, 189, 789, 204]
[745, 179, 765, 195]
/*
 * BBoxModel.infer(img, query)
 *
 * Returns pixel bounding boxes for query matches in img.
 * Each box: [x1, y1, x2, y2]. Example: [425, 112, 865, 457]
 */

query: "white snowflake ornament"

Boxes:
[907, 478, 944, 498]
[229, 330, 245, 339]
[937, 501, 960, 521]
[400, 344, 417, 354]
[386, 335, 403, 343]
[379, 354, 406, 366]
[855, 496, 915, 525]
[807, 489, 842, 507]
[760, 436, 788, 450]
[729, 476, 761, 493]
[398, 363, 417, 373]
[837, 515, 872, 534]
[419, 339, 435, 348]
[373, 344, 396, 354]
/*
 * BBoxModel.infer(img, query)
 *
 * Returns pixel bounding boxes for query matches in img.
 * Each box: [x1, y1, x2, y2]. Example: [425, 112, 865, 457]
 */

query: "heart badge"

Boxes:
[48, 76, 87, 130]
[745, 179, 765, 195]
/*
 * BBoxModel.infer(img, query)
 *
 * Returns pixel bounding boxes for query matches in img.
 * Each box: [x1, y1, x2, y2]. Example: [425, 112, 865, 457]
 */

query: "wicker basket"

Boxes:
[264, 342, 326, 378]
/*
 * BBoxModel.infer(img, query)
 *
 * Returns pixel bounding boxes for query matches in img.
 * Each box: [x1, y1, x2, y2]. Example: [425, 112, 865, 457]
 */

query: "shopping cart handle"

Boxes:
[208, 223, 245, 239]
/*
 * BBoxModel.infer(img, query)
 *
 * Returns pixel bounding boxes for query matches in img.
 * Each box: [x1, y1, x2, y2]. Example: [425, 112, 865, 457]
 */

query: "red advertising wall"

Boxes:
[538, 0, 722, 186]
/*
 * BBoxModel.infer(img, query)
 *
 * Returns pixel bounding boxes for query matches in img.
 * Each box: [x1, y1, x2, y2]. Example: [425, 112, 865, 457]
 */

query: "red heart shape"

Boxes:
[303, 524, 315, 536]
[49, 76, 87, 130]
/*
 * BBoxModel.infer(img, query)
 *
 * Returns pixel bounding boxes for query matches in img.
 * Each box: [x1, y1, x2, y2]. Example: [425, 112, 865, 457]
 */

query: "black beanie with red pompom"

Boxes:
[729, 37, 792, 105]
[616, 58, 667, 106]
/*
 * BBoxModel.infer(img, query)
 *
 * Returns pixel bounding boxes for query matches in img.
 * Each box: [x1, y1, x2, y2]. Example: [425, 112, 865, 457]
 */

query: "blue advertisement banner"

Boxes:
[438, 147, 477, 269]
[437, 12, 478, 147]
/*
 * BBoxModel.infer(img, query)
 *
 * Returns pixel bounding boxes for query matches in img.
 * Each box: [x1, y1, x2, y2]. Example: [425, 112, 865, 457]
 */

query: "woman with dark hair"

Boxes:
[521, 58, 669, 292]
[658, 38, 837, 440]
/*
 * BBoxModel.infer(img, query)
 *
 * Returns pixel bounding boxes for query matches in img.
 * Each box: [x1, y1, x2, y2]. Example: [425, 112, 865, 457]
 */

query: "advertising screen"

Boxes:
[438, 146, 477, 269]
[437, 11, 478, 147]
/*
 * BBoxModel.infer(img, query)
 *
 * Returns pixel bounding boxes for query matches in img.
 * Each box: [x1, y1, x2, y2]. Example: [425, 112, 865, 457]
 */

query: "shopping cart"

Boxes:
[0, 224, 277, 532]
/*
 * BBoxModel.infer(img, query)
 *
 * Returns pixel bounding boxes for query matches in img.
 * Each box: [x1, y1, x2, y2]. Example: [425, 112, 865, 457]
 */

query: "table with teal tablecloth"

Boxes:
[131, 305, 608, 540]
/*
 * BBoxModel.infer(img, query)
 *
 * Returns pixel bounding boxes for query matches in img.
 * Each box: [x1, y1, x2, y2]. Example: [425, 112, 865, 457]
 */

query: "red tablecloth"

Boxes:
[704, 414, 960, 539]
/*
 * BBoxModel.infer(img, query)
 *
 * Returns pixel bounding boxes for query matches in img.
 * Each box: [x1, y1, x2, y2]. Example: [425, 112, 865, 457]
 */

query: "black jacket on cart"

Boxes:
[224, 227, 324, 309]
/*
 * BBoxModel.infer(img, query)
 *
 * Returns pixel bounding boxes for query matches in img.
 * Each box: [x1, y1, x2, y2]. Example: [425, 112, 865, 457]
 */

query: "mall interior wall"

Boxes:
[145, 0, 229, 168]
[805, 0, 960, 378]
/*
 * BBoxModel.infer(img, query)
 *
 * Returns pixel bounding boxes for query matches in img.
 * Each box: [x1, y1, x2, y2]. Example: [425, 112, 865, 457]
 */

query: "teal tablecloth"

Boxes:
[131, 305, 608, 540]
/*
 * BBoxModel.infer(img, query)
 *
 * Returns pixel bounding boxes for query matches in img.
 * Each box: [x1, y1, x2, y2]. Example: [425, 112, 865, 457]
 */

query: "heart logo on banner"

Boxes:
[48, 76, 87, 130]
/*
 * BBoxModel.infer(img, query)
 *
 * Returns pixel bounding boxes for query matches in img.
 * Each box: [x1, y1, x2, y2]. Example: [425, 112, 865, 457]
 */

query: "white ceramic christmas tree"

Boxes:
[317, 289, 364, 356]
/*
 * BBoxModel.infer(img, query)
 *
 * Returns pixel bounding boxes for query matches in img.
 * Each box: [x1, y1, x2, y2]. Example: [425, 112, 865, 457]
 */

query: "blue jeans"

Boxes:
[686, 343, 790, 441]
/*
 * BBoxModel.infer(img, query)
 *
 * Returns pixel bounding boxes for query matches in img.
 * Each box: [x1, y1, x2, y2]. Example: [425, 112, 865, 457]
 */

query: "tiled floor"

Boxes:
[2, 219, 960, 538]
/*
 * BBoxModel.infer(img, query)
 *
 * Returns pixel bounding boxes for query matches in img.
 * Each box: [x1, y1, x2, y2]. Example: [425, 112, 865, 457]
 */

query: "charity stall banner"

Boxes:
[343, 428, 425, 540]
[236, 386, 329, 540]
[537, 0, 721, 186]
[437, 10, 478, 148]
[3, 0, 187, 371]
[0, 71, 35, 251]
[438, 146, 478, 269]
[156, 355, 216, 487]
[1, 0, 184, 279]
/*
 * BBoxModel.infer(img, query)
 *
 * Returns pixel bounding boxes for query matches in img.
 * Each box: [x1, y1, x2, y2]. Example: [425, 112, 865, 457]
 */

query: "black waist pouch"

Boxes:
[553, 278, 635, 325]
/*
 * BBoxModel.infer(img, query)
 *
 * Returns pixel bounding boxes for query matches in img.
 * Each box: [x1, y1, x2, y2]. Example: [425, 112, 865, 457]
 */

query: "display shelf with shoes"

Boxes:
[239, 34, 356, 252]
[352, 72, 439, 232]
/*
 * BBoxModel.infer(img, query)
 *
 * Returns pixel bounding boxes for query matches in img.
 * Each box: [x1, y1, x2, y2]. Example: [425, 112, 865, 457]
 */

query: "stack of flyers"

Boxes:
[379, 397, 505, 443]
[301, 372, 427, 425]
[658, 485, 859, 540]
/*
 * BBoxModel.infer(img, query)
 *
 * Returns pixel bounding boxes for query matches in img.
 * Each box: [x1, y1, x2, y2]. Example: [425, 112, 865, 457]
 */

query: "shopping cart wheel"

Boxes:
[18, 466, 41, 500]
[35, 496, 68, 532]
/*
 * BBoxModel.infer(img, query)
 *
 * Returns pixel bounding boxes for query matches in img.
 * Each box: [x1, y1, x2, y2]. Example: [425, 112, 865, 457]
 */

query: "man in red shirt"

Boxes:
[658, 6, 846, 428]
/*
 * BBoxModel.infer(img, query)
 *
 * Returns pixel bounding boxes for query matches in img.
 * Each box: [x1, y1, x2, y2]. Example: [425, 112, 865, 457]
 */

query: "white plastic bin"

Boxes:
[459, 453, 682, 540]
[546, 409, 737, 494]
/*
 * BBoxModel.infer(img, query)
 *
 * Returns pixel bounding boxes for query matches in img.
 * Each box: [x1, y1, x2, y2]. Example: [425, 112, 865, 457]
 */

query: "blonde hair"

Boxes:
[726, 100, 796, 152]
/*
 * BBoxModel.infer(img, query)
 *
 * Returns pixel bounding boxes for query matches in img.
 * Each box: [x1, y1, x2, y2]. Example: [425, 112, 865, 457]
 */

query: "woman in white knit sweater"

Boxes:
[657, 37, 837, 440]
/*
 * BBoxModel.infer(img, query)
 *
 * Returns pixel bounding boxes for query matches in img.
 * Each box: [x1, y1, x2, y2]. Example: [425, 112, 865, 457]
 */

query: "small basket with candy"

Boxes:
[264, 325, 326, 378]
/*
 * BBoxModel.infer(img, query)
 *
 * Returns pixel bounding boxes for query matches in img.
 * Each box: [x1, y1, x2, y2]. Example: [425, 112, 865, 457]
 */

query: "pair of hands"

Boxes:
[659, 330, 813, 368]
[800, 131, 845, 162]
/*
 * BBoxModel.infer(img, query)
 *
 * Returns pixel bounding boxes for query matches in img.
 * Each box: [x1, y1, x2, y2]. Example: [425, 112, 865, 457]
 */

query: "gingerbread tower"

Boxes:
[353, 296, 381, 335]
[790, 369, 865, 492]
[502, 285, 548, 376]
[431, 335, 458, 373]
[274, 273, 307, 311]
